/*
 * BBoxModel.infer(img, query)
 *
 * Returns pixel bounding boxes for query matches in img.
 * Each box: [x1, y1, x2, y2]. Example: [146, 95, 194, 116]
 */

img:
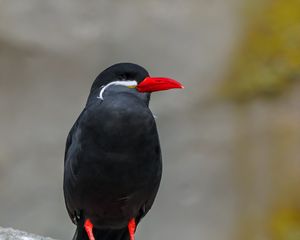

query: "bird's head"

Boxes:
[89, 63, 183, 104]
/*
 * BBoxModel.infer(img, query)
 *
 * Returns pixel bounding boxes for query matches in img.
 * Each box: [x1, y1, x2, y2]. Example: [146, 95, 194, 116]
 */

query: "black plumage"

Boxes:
[64, 63, 163, 240]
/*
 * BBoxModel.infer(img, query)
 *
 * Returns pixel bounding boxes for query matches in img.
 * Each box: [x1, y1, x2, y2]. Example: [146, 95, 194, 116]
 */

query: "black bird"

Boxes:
[63, 63, 183, 240]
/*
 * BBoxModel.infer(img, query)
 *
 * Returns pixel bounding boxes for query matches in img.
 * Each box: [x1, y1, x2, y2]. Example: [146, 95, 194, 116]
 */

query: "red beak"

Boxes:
[136, 77, 184, 93]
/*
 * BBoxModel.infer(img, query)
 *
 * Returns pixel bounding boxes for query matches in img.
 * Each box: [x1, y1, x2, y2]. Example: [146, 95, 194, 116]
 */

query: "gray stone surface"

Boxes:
[0, 1, 243, 240]
[0, 227, 55, 240]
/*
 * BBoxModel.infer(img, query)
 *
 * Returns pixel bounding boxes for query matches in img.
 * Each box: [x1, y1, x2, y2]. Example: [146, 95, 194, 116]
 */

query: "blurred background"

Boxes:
[0, 0, 299, 239]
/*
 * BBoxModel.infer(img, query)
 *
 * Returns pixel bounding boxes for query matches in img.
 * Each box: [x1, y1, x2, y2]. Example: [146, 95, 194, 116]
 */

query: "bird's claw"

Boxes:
[84, 219, 95, 240]
[128, 218, 136, 240]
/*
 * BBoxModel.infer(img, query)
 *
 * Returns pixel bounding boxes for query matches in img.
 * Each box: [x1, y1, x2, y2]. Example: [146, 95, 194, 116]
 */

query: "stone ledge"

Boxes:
[0, 227, 56, 240]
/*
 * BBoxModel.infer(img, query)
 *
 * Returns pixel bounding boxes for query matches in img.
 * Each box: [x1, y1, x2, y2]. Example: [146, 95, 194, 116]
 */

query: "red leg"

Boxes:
[128, 218, 136, 240]
[84, 219, 96, 240]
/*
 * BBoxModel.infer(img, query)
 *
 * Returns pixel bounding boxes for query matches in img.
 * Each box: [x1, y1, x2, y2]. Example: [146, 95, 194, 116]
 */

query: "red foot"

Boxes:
[84, 219, 95, 240]
[128, 218, 136, 240]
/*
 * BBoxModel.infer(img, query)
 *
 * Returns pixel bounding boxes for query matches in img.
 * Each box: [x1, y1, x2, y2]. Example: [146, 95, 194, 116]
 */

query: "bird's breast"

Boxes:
[68, 93, 161, 190]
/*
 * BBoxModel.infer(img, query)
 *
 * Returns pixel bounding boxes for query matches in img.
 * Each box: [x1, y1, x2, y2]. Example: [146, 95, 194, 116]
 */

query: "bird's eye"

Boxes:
[119, 74, 126, 80]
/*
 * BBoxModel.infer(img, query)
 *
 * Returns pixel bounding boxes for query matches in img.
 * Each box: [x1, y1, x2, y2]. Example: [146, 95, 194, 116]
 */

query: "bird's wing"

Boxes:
[64, 108, 87, 162]
[64, 108, 87, 224]
[64, 125, 77, 223]
[135, 176, 161, 225]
